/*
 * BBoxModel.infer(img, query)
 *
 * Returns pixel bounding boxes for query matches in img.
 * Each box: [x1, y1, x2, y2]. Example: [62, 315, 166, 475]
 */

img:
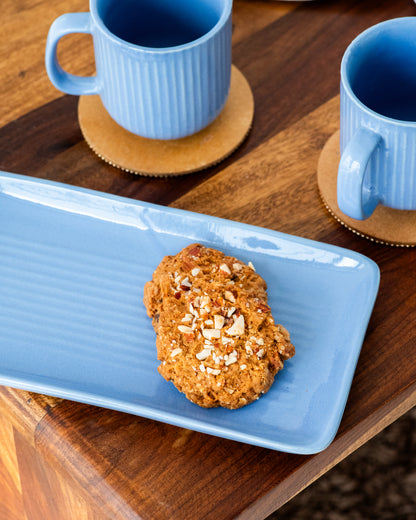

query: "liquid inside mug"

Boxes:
[337, 17, 416, 220]
[45, 0, 232, 140]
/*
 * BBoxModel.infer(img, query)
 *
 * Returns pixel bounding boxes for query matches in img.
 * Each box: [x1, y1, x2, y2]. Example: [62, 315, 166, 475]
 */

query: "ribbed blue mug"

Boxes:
[338, 17, 416, 220]
[45, 0, 232, 140]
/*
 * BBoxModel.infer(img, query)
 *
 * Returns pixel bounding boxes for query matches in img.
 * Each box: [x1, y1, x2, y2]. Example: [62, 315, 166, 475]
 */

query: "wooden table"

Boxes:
[1, 1, 415, 519]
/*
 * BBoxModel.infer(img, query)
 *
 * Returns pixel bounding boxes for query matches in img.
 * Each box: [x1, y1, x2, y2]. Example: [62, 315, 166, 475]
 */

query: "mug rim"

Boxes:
[341, 16, 416, 128]
[89, 0, 233, 53]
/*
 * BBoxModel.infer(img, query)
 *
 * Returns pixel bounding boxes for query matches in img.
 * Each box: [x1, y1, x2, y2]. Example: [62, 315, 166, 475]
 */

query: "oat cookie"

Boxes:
[143, 243, 295, 409]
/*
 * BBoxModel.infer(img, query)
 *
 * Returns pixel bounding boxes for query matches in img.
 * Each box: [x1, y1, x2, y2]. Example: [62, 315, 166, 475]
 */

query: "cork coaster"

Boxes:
[78, 65, 254, 177]
[317, 130, 416, 247]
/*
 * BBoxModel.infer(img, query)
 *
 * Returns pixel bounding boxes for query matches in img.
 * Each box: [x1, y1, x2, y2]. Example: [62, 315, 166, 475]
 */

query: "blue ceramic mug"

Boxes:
[45, 0, 232, 140]
[338, 17, 416, 220]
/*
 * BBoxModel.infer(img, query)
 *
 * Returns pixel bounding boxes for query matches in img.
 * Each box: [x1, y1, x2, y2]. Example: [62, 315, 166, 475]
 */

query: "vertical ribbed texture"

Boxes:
[92, 16, 232, 140]
[341, 83, 416, 210]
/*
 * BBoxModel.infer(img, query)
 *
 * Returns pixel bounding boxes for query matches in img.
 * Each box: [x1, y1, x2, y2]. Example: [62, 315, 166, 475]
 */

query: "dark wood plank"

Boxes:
[14, 427, 104, 520]
[32, 386, 415, 520]
[35, 400, 307, 520]
[0, 0, 93, 127]
[0, 414, 27, 520]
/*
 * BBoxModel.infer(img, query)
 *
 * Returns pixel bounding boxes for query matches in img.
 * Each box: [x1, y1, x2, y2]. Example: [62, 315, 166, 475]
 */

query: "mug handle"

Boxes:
[337, 127, 382, 220]
[45, 13, 99, 96]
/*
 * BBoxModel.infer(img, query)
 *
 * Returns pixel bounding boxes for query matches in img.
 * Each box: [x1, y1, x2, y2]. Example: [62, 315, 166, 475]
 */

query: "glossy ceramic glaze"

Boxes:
[0, 171, 379, 454]
[45, 0, 232, 139]
[338, 17, 416, 220]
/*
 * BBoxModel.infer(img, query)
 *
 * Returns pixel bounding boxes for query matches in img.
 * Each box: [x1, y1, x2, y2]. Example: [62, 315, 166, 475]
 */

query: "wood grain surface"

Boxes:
[1, 1, 415, 519]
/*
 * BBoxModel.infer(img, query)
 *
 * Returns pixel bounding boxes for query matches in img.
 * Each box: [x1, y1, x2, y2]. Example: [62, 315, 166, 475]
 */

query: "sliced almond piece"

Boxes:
[219, 263, 231, 275]
[196, 348, 212, 360]
[214, 315, 225, 329]
[202, 329, 221, 341]
[226, 315, 245, 336]
[178, 325, 194, 334]
[224, 291, 235, 303]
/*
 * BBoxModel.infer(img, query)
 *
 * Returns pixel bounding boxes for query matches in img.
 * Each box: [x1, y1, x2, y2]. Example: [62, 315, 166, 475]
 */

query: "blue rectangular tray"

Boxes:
[0, 171, 379, 453]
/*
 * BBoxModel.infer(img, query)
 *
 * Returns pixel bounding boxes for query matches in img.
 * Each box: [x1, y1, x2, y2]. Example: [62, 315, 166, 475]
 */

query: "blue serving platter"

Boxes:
[0, 171, 379, 454]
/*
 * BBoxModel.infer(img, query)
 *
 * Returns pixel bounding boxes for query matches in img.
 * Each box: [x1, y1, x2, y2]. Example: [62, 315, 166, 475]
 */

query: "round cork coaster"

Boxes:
[78, 65, 254, 177]
[317, 130, 416, 247]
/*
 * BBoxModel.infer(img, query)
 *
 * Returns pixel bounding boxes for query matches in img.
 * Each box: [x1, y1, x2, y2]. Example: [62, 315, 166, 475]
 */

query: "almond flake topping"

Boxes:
[202, 329, 221, 340]
[212, 353, 222, 364]
[214, 315, 225, 329]
[200, 295, 210, 308]
[219, 263, 231, 275]
[233, 263, 243, 271]
[196, 348, 212, 360]
[181, 314, 193, 323]
[227, 306, 236, 317]
[189, 303, 199, 317]
[181, 277, 192, 288]
[224, 350, 238, 366]
[206, 367, 221, 376]
[224, 291, 236, 303]
[178, 325, 193, 334]
[248, 261, 256, 271]
[171, 348, 182, 357]
[191, 268, 200, 276]
[226, 315, 245, 336]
